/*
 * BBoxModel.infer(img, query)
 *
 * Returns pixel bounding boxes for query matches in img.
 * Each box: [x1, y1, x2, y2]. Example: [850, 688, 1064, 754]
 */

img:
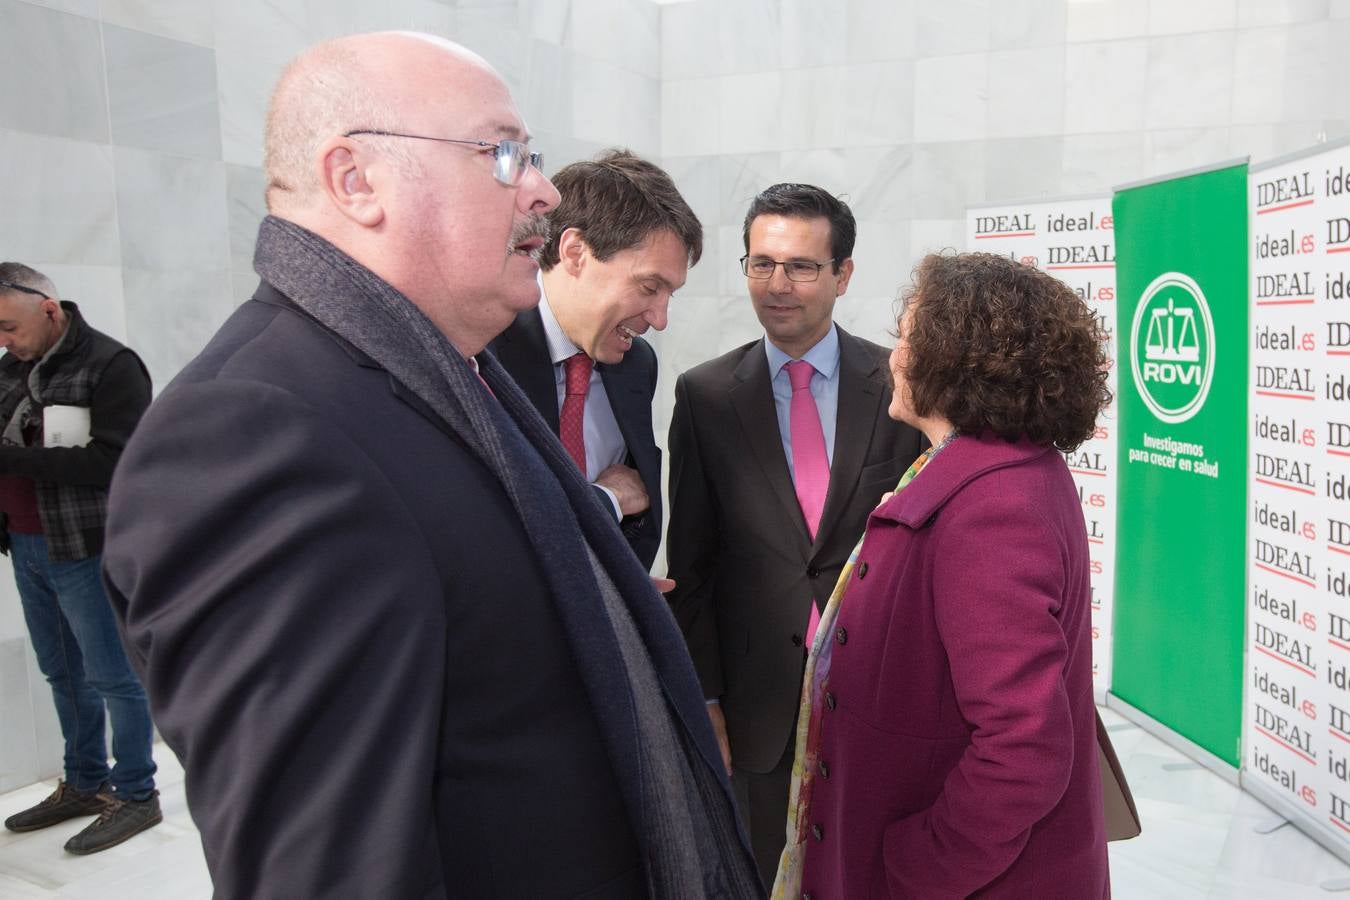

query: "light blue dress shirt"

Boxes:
[764, 324, 840, 481]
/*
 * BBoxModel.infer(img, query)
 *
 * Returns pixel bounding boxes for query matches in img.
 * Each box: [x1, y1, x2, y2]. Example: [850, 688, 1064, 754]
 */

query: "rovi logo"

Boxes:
[1129, 272, 1216, 423]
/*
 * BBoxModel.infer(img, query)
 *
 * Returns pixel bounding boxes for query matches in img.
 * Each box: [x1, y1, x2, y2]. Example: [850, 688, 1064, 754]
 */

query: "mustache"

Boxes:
[508, 216, 551, 257]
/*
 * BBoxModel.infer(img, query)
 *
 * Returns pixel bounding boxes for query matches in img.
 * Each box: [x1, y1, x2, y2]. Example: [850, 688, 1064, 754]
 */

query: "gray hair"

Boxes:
[0, 262, 58, 301]
[262, 39, 418, 212]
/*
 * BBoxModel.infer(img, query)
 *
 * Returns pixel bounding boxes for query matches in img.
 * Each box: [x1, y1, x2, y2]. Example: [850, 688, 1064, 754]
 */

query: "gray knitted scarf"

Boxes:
[253, 216, 762, 900]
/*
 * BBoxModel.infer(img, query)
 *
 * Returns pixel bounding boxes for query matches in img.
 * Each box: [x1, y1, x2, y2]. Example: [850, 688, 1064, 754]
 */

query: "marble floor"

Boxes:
[0, 707, 1348, 898]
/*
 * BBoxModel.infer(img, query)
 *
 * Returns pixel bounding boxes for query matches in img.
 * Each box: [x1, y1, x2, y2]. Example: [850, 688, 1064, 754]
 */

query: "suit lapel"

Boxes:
[729, 340, 813, 551]
[815, 328, 886, 547]
[598, 361, 644, 461]
[493, 308, 560, 431]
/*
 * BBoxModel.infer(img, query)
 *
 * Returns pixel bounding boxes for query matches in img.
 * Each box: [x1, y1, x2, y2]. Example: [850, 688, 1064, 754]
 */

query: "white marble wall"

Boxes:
[0, 0, 659, 794]
[649, 0, 1350, 586]
[654, 0, 1350, 415]
[2, 0, 1347, 794]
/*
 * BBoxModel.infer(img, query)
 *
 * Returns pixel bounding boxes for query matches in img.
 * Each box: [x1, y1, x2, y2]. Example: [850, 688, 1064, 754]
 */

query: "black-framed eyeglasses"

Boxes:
[740, 255, 836, 283]
[343, 130, 543, 187]
[0, 281, 50, 300]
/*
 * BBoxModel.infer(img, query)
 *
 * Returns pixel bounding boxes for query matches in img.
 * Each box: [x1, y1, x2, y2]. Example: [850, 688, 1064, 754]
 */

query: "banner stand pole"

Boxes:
[1242, 778, 1350, 871]
[1109, 691, 1350, 871]
[1105, 692, 1239, 785]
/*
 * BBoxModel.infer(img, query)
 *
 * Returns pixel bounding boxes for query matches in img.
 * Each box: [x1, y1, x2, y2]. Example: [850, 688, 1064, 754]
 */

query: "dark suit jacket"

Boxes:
[103, 286, 645, 899]
[665, 327, 926, 774]
[490, 306, 662, 570]
[802, 435, 1107, 898]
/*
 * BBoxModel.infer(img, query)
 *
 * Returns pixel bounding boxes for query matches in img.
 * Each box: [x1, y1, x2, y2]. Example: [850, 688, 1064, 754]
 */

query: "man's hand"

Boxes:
[706, 702, 733, 776]
[595, 463, 649, 517]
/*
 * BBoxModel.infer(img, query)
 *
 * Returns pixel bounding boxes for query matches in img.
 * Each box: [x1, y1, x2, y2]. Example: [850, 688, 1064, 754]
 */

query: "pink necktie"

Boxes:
[559, 352, 593, 473]
[788, 360, 829, 645]
[469, 361, 495, 399]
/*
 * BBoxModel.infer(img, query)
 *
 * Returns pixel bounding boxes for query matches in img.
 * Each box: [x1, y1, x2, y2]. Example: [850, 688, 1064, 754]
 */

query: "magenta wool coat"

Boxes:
[800, 433, 1108, 899]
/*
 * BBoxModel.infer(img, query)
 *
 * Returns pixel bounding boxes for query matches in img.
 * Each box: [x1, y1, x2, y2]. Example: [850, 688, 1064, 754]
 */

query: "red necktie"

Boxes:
[788, 360, 829, 645]
[559, 352, 593, 473]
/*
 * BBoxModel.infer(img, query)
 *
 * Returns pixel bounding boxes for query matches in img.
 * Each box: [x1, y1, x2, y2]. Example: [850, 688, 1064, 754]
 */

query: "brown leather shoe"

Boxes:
[4, 781, 111, 833]
[63, 791, 162, 855]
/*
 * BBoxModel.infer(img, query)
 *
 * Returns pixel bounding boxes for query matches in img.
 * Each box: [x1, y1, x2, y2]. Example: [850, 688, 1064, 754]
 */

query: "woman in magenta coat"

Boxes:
[775, 252, 1113, 899]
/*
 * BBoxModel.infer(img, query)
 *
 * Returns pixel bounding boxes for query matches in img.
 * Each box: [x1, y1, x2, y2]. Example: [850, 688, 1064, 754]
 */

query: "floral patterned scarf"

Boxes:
[771, 430, 957, 898]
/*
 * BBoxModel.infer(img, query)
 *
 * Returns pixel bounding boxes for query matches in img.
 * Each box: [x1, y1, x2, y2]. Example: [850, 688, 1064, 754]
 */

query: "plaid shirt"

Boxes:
[0, 303, 151, 560]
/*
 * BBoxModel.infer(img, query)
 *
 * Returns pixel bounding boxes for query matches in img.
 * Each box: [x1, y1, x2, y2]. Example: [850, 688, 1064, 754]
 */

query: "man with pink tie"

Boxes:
[665, 183, 926, 886]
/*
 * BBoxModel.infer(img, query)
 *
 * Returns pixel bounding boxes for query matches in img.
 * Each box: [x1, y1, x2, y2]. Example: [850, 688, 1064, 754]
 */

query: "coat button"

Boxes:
[807, 566, 820, 578]
[825, 692, 836, 710]
[819, 760, 829, 779]
[812, 823, 824, 841]
[791, 633, 803, 647]
[835, 627, 848, 645]
[857, 561, 869, 579]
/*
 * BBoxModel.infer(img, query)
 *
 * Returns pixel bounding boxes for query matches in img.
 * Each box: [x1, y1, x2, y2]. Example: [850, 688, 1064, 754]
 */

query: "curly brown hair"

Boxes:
[897, 252, 1111, 452]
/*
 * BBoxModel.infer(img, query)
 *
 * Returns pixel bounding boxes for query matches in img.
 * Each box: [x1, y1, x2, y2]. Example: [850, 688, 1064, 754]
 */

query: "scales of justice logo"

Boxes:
[1129, 272, 1216, 424]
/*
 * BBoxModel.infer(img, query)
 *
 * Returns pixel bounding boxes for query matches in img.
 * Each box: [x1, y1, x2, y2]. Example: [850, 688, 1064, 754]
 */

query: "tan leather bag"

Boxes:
[1096, 710, 1142, 841]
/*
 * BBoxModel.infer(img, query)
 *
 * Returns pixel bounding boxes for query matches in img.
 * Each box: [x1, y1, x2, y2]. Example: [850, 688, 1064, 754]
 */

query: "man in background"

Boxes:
[0, 263, 159, 855]
[491, 148, 700, 569]
[665, 183, 926, 884]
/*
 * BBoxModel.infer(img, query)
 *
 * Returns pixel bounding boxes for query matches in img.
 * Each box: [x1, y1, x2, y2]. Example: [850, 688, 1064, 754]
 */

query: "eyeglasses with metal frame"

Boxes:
[0, 281, 51, 300]
[739, 255, 837, 283]
[343, 130, 543, 187]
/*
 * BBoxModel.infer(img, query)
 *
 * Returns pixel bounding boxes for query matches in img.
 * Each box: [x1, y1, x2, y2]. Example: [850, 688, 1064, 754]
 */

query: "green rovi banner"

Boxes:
[1113, 160, 1249, 767]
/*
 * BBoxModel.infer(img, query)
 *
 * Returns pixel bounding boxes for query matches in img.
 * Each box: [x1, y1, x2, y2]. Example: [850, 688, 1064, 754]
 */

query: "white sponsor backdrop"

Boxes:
[965, 197, 1118, 701]
[1245, 139, 1350, 853]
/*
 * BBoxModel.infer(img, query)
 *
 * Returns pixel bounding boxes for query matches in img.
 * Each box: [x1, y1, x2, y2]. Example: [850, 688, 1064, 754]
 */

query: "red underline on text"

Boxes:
[1257, 199, 1314, 214]
[1255, 298, 1315, 305]
[1330, 637, 1350, 653]
[1255, 391, 1316, 401]
[1254, 562, 1317, 588]
[1070, 468, 1106, 477]
[1330, 448, 1350, 458]
[1329, 246, 1350, 255]
[975, 231, 1036, 239]
[1329, 350, 1350, 357]
[1045, 264, 1115, 270]
[1254, 724, 1317, 764]
[1329, 729, 1350, 748]
[1254, 477, 1317, 496]
[1331, 817, 1350, 837]
[1254, 643, 1316, 677]
[1330, 545, 1350, 558]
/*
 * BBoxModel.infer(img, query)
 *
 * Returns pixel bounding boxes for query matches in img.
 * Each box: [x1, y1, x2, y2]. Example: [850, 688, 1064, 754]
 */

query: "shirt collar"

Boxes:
[764, 323, 840, 379]
[537, 275, 581, 366]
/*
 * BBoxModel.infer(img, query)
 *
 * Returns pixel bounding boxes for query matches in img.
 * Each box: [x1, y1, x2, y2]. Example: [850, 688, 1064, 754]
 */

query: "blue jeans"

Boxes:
[12, 533, 156, 800]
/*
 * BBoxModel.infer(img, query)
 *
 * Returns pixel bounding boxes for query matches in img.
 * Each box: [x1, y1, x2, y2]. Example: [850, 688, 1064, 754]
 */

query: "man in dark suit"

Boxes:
[491, 150, 701, 570]
[665, 183, 926, 885]
[101, 33, 760, 899]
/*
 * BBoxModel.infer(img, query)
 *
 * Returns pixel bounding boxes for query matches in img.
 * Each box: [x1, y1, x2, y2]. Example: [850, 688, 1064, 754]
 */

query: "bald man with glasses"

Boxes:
[102, 33, 759, 899]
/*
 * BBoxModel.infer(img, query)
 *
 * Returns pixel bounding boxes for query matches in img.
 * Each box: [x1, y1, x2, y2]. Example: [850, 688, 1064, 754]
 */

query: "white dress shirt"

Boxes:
[537, 287, 626, 520]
